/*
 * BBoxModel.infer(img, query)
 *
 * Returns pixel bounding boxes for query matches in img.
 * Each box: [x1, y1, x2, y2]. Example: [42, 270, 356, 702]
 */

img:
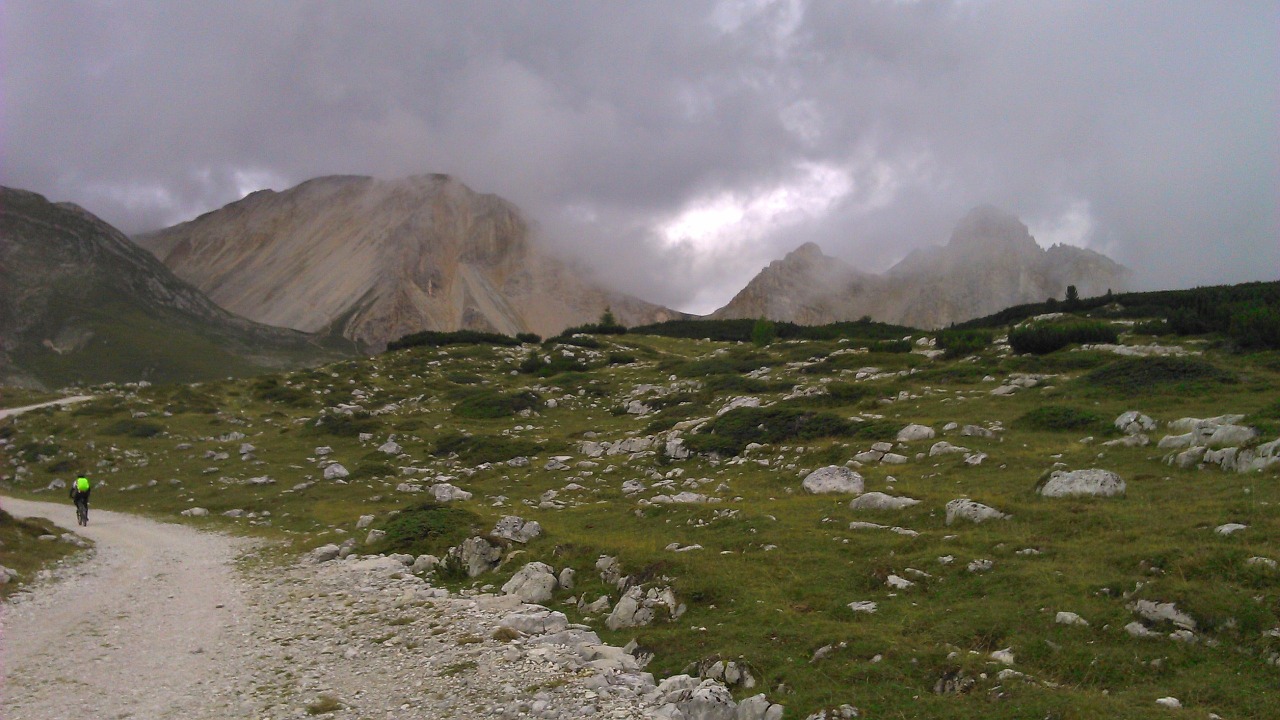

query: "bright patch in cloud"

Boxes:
[658, 162, 853, 253]
[1029, 199, 1094, 249]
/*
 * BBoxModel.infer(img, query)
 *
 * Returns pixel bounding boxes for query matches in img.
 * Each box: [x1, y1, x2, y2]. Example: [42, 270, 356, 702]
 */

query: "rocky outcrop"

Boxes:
[137, 175, 683, 350]
[713, 205, 1129, 329]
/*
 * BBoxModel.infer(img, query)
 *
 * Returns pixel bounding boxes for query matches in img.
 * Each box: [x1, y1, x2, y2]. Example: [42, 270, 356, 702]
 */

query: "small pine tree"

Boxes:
[599, 307, 618, 328]
[751, 317, 777, 347]
[1065, 285, 1080, 310]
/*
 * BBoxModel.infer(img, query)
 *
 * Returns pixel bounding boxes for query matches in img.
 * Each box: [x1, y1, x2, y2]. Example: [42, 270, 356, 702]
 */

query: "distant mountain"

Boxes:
[0, 187, 347, 389]
[713, 205, 1130, 328]
[136, 175, 684, 350]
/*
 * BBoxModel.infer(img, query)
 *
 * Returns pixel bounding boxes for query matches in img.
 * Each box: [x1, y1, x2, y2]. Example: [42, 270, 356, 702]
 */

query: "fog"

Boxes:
[3, 1, 1275, 313]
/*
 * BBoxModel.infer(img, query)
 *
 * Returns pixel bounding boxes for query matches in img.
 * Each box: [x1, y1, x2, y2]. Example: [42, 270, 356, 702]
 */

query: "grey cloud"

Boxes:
[3, 1, 1275, 313]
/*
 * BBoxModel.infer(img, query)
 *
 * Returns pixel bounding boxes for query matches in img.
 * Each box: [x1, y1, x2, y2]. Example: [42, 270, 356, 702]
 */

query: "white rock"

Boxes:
[1155, 697, 1182, 709]
[502, 561, 559, 604]
[180, 507, 209, 517]
[355, 514, 375, 529]
[1206, 424, 1257, 448]
[802, 466, 864, 495]
[1246, 556, 1277, 569]
[990, 648, 1015, 665]
[323, 463, 350, 481]
[430, 483, 473, 502]
[1055, 611, 1089, 626]
[1215, 523, 1247, 535]
[896, 424, 936, 442]
[885, 574, 914, 589]
[1039, 469, 1126, 498]
[717, 396, 762, 416]
[491, 515, 543, 543]
[848, 492, 920, 510]
[1115, 411, 1156, 435]
[364, 529, 386, 544]
[1125, 621, 1159, 638]
[378, 440, 402, 455]
[879, 453, 909, 464]
[928, 441, 970, 456]
[847, 601, 878, 614]
[945, 498, 1008, 525]
[1130, 600, 1196, 630]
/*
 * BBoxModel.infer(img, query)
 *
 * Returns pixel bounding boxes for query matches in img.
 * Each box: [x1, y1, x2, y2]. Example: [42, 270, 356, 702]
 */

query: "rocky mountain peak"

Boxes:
[946, 204, 1040, 255]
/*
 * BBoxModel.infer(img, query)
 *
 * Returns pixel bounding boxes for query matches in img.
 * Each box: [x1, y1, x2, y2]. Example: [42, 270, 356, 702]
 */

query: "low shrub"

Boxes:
[1133, 319, 1170, 336]
[305, 412, 383, 437]
[556, 335, 603, 349]
[685, 406, 891, 456]
[1009, 321, 1118, 355]
[432, 433, 545, 464]
[1017, 405, 1106, 432]
[386, 329, 520, 351]
[1229, 306, 1280, 351]
[936, 329, 993, 358]
[250, 377, 313, 407]
[607, 352, 637, 365]
[103, 418, 163, 438]
[515, 332, 542, 344]
[452, 389, 542, 419]
[517, 352, 589, 377]
[369, 501, 483, 558]
[1080, 356, 1237, 394]
[790, 382, 877, 408]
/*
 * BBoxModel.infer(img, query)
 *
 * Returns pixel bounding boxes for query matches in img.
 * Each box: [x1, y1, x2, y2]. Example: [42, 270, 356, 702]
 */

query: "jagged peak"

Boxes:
[947, 204, 1039, 254]
[782, 241, 827, 264]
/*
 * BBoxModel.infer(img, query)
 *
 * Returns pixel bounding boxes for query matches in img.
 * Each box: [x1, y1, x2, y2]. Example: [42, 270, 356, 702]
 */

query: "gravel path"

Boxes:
[0, 396, 95, 421]
[0, 496, 262, 719]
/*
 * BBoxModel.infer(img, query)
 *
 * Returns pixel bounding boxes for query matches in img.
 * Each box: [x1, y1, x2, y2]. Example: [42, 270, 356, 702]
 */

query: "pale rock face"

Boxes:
[501, 561, 558, 604]
[896, 424, 936, 442]
[1039, 469, 1126, 498]
[802, 466, 865, 494]
[711, 205, 1129, 329]
[1115, 411, 1156, 436]
[491, 515, 543, 544]
[137, 175, 682, 349]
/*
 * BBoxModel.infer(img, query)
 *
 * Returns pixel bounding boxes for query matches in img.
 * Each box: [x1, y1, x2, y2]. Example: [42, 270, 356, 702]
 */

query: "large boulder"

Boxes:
[945, 499, 1008, 525]
[1114, 411, 1156, 436]
[448, 536, 502, 577]
[1205, 424, 1258, 448]
[896, 424, 936, 442]
[491, 515, 543, 544]
[1038, 469, 1126, 498]
[430, 483, 473, 502]
[802, 466, 864, 494]
[501, 561, 559, 604]
[322, 463, 350, 481]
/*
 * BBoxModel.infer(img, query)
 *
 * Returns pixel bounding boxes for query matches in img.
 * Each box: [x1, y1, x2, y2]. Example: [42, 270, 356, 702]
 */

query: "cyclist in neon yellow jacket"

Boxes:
[69, 473, 91, 526]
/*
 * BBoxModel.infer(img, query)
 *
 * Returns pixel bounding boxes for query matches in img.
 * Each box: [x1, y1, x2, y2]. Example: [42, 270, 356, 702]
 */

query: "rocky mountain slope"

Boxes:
[0, 187, 346, 388]
[714, 205, 1130, 328]
[136, 175, 683, 350]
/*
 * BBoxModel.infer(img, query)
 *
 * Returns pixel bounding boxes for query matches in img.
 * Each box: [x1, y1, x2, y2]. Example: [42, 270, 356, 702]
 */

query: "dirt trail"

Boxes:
[0, 396, 95, 421]
[0, 497, 261, 719]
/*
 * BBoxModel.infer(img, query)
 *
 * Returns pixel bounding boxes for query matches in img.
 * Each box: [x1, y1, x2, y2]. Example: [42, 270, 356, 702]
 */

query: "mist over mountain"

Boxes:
[713, 205, 1130, 328]
[136, 175, 685, 350]
[0, 187, 345, 388]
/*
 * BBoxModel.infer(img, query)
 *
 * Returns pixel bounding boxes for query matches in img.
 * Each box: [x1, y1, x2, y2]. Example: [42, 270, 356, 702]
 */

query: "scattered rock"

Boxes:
[491, 515, 543, 543]
[501, 561, 558, 604]
[1115, 411, 1156, 435]
[323, 463, 350, 481]
[945, 499, 1008, 525]
[1038, 468, 1126, 498]
[1055, 611, 1089, 626]
[848, 492, 920, 510]
[896, 424, 936, 442]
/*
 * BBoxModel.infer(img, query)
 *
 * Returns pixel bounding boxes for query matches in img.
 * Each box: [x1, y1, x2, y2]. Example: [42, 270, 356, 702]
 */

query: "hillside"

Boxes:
[0, 187, 349, 389]
[2, 300, 1277, 718]
[136, 175, 684, 350]
[714, 205, 1131, 329]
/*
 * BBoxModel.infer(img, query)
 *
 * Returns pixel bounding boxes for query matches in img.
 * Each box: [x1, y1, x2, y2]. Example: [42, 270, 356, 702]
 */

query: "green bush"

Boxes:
[1008, 321, 1118, 355]
[1133, 319, 1170, 336]
[515, 332, 542, 344]
[685, 406, 891, 456]
[751, 318, 777, 347]
[1229, 306, 1280, 350]
[518, 351, 589, 377]
[1017, 405, 1105, 432]
[103, 418, 163, 438]
[432, 433, 545, 464]
[386, 329, 520, 351]
[1080, 356, 1237, 394]
[452, 389, 541, 419]
[936, 329, 993, 358]
[789, 381, 877, 408]
[607, 352, 637, 365]
[250, 377, 313, 407]
[867, 339, 912, 353]
[305, 412, 384, 437]
[369, 502, 482, 557]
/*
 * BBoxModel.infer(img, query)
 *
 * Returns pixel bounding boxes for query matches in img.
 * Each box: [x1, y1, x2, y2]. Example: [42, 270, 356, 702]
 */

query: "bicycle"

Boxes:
[73, 494, 89, 526]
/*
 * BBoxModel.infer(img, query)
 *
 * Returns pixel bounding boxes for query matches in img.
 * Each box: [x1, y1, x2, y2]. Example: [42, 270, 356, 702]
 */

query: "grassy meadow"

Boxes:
[1, 317, 1277, 718]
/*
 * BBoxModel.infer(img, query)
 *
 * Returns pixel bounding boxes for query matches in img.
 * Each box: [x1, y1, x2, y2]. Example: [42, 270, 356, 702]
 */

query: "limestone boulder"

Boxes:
[896, 424, 936, 442]
[501, 561, 559, 604]
[849, 492, 921, 510]
[1039, 469, 1126, 498]
[945, 499, 1008, 525]
[491, 515, 543, 544]
[802, 466, 864, 494]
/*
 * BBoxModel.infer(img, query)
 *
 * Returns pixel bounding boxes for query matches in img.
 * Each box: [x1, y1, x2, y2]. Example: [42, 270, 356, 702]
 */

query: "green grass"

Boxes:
[0, 508, 86, 598]
[1, 322, 1277, 719]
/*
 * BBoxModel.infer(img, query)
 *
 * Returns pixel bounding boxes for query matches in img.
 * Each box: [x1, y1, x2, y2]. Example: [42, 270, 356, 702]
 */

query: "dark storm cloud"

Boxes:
[3, 1, 1275, 313]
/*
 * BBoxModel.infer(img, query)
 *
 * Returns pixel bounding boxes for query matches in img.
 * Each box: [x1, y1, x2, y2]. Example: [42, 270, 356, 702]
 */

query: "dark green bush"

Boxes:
[912, 364, 989, 384]
[789, 382, 877, 408]
[1229, 306, 1280, 350]
[515, 332, 542, 344]
[305, 412, 384, 437]
[369, 502, 482, 558]
[1017, 405, 1106, 432]
[936, 329, 993, 358]
[518, 351, 589, 377]
[867, 340, 912, 353]
[556, 335, 603, 349]
[250, 377, 313, 407]
[432, 433, 545, 464]
[630, 318, 914, 342]
[1132, 319, 1170, 336]
[703, 374, 788, 394]
[17, 440, 60, 463]
[751, 318, 777, 347]
[1080, 356, 1237, 394]
[685, 406, 891, 456]
[103, 418, 163, 438]
[71, 399, 126, 417]
[386, 329, 520, 351]
[452, 389, 541, 419]
[446, 372, 484, 385]
[1009, 321, 1118, 355]
[607, 352, 637, 365]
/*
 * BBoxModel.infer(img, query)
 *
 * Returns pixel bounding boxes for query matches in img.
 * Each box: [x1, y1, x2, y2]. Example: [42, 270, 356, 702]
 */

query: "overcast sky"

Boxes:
[3, 1, 1276, 313]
